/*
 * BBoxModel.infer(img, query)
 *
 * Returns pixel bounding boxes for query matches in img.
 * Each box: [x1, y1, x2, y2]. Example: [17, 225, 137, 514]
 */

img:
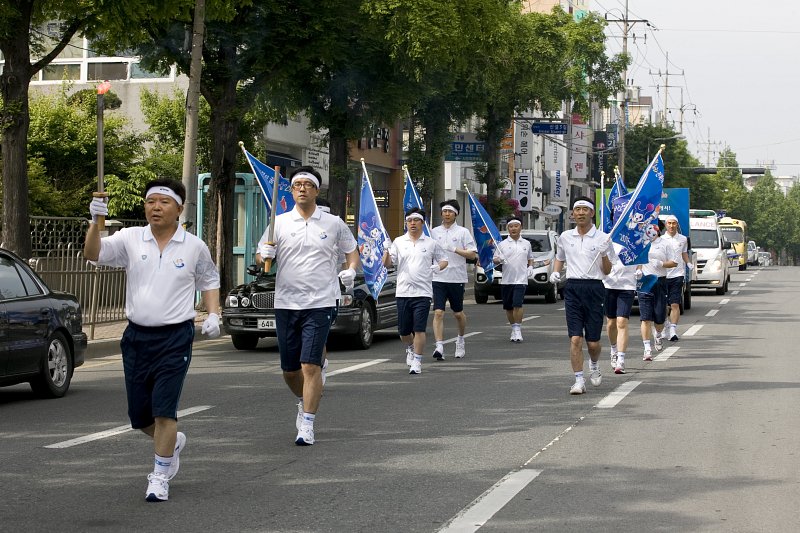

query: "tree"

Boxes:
[748, 174, 792, 261]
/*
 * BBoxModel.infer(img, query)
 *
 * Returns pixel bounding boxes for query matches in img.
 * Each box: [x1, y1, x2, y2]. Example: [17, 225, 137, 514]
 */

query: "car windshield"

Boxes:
[524, 235, 551, 253]
[720, 226, 744, 243]
[690, 228, 719, 248]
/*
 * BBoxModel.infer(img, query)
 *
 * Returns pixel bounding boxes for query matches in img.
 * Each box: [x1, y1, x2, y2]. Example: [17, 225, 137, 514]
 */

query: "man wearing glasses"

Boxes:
[260, 166, 360, 446]
[383, 208, 448, 375]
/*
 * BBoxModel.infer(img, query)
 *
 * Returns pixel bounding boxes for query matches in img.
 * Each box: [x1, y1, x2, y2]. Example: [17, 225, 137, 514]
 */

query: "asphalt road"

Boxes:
[2, 266, 798, 532]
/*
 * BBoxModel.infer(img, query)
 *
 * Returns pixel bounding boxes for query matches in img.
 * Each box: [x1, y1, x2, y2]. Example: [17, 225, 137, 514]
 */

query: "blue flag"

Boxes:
[637, 273, 658, 294]
[467, 192, 502, 282]
[609, 153, 665, 265]
[402, 170, 431, 236]
[602, 177, 628, 233]
[358, 166, 389, 300]
[241, 147, 294, 217]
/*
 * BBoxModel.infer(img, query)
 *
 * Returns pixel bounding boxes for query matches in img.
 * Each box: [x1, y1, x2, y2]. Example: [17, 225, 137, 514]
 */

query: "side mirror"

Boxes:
[722, 241, 732, 250]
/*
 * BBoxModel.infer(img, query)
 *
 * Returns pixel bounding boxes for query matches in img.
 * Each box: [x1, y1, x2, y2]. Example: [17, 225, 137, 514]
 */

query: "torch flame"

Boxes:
[97, 80, 111, 95]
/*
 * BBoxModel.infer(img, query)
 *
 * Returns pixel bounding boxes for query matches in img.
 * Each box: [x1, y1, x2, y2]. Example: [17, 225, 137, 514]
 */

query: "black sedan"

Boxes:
[0, 248, 87, 397]
[223, 266, 398, 350]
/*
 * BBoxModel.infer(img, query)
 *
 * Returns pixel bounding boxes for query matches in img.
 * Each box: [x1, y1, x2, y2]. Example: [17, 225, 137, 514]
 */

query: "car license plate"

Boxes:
[257, 318, 276, 329]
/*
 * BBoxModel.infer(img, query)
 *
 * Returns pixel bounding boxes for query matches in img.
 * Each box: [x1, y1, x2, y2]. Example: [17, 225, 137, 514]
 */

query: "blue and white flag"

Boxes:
[402, 168, 431, 236]
[240, 146, 294, 217]
[609, 152, 665, 265]
[602, 175, 628, 233]
[467, 191, 502, 282]
[358, 164, 389, 299]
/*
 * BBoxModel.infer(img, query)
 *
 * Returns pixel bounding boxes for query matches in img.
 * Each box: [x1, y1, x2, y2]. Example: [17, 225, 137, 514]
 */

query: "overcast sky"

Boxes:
[596, 0, 800, 176]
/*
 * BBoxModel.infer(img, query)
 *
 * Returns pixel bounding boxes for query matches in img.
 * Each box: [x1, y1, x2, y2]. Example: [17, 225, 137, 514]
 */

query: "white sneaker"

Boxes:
[409, 357, 422, 374]
[432, 348, 444, 361]
[295, 424, 315, 446]
[654, 336, 663, 351]
[643, 349, 653, 361]
[569, 379, 586, 395]
[166, 432, 186, 480]
[296, 400, 304, 430]
[145, 472, 169, 502]
[454, 341, 465, 359]
[516, 330, 523, 342]
[670, 328, 679, 342]
[614, 358, 626, 374]
[406, 346, 414, 366]
[509, 329, 517, 342]
[589, 368, 602, 386]
[610, 352, 618, 369]
[321, 358, 329, 386]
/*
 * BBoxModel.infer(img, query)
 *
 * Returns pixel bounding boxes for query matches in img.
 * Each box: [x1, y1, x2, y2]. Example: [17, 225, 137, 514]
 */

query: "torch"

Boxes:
[95, 80, 112, 230]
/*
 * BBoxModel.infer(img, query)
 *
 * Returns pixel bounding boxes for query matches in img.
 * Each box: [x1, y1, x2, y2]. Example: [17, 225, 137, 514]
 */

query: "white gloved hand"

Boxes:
[549, 271, 561, 285]
[653, 259, 664, 268]
[261, 243, 277, 259]
[686, 262, 694, 270]
[201, 313, 220, 339]
[89, 197, 109, 223]
[338, 268, 357, 291]
[382, 238, 393, 251]
[445, 243, 457, 253]
[527, 265, 535, 278]
[635, 269, 643, 280]
[596, 239, 611, 255]
[430, 263, 442, 273]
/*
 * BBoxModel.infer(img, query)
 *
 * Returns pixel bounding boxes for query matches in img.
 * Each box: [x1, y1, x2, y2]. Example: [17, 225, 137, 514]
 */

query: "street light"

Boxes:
[647, 134, 684, 161]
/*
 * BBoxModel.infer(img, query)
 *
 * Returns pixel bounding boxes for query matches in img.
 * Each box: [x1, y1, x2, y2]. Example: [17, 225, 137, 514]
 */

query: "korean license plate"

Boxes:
[257, 318, 276, 330]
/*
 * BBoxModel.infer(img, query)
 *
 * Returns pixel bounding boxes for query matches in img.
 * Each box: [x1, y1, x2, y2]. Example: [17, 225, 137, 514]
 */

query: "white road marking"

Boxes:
[558, 307, 565, 311]
[325, 359, 390, 377]
[719, 298, 730, 305]
[739, 282, 747, 287]
[44, 405, 214, 449]
[683, 324, 703, 337]
[521, 315, 541, 323]
[746, 277, 753, 282]
[438, 469, 542, 533]
[654, 346, 679, 362]
[731, 290, 740, 295]
[595, 381, 642, 409]
[706, 309, 719, 317]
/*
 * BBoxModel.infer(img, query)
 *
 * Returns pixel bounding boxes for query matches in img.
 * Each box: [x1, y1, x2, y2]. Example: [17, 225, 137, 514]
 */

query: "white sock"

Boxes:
[575, 371, 584, 381]
[610, 344, 617, 354]
[435, 341, 444, 352]
[154, 454, 171, 476]
[617, 352, 626, 362]
[301, 412, 315, 428]
[644, 340, 651, 350]
[590, 361, 599, 371]
[457, 335, 465, 344]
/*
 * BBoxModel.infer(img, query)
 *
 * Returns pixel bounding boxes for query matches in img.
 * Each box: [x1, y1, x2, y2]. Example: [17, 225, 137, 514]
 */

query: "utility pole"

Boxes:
[697, 127, 721, 167]
[650, 52, 684, 127]
[605, 1, 648, 180]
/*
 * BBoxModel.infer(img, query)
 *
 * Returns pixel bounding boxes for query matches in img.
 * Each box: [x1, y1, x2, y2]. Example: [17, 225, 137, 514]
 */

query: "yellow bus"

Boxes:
[718, 217, 748, 271]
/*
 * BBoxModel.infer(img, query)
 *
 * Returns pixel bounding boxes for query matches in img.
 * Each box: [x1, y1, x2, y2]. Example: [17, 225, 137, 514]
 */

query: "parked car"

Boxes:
[747, 240, 759, 266]
[0, 248, 86, 397]
[474, 229, 564, 304]
[223, 266, 398, 350]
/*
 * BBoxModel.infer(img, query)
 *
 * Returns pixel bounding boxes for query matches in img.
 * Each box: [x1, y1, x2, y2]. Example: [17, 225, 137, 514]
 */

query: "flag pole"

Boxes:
[264, 165, 281, 272]
[600, 170, 606, 231]
[239, 141, 272, 212]
[94, 80, 111, 231]
[607, 145, 665, 239]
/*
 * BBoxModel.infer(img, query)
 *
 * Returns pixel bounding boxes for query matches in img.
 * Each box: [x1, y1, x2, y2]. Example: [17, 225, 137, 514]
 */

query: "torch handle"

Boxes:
[92, 191, 108, 231]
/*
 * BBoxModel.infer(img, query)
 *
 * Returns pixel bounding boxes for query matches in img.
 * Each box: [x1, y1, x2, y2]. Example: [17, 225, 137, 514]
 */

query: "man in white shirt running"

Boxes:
[431, 199, 477, 360]
[636, 221, 678, 361]
[85, 178, 221, 503]
[492, 216, 534, 342]
[383, 208, 448, 374]
[260, 166, 361, 446]
[661, 214, 692, 341]
[551, 197, 614, 395]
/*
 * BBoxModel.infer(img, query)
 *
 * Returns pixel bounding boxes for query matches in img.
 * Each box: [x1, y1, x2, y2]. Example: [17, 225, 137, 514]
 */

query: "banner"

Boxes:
[358, 164, 390, 299]
[467, 191, 502, 282]
[240, 146, 294, 217]
[609, 152, 666, 265]
[402, 167, 431, 236]
[602, 174, 628, 233]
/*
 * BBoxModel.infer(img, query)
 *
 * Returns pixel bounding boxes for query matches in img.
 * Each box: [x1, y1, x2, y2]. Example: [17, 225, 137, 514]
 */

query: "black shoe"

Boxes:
[432, 350, 444, 361]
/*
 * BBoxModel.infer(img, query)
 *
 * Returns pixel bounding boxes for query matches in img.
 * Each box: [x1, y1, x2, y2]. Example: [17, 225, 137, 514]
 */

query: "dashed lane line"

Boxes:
[521, 315, 541, 323]
[719, 298, 730, 305]
[595, 380, 643, 409]
[706, 309, 719, 317]
[325, 359, 390, 377]
[654, 346, 679, 362]
[683, 324, 704, 337]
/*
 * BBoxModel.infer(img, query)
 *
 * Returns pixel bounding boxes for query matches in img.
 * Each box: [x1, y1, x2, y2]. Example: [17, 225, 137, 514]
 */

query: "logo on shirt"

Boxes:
[141, 255, 148, 260]
[173, 258, 185, 268]
[319, 231, 328, 240]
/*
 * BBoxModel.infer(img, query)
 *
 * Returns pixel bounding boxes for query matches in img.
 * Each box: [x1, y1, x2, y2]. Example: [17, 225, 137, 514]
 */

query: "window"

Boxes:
[88, 62, 128, 81]
[130, 62, 170, 79]
[41, 63, 81, 81]
[0, 257, 28, 300]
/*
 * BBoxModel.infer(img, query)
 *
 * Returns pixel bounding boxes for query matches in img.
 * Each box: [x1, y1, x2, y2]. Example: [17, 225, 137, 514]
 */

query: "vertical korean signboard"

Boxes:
[513, 120, 535, 170]
[545, 136, 568, 206]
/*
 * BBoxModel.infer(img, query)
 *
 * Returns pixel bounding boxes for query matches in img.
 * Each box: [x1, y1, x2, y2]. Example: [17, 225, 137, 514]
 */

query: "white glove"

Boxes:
[445, 243, 457, 253]
[261, 243, 277, 259]
[635, 269, 643, 280]
[89, 197, 108, 223]
[338, 268, 357, 291]
[686, 262, 694, 270]
[653, 259, 664, 268]
[596, 239, 611, 255]
[430, 263, 442, 273]
[201, 313, 220, 339]
[549, 271, 561, 284]
[527, 266, 535, 278]
[382, 238, 392, 251]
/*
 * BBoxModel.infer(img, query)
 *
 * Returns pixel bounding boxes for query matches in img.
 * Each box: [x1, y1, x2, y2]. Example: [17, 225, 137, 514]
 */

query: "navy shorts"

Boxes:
[564, 279, 606, 342]
[331, 299, 339, 326]
[397, 297, 432, 336]
[605, 289, 635, 319]
[275, 308, 333, 372]
[666, 277, 683, 305]
[120, 320, 194, 429]
[638, 277, 667, 324]
[432, 282, 465, 313]
[501, 284, 526, 310]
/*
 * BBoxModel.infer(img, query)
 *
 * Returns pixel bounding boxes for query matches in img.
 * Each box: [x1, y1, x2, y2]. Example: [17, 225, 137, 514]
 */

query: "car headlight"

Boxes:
[532, 259, 550, 268]
[227, 295, 239, 307]
[706, 258, 721, 272]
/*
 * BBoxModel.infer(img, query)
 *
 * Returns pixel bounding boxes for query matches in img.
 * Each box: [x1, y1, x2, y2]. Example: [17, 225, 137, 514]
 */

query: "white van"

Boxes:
[689, 215, 731, 295]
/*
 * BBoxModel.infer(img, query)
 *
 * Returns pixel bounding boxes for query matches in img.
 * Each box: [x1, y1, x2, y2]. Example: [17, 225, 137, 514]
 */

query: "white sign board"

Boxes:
[549, 169, 569, 206]
[514, 170, 533, 212]
[305, 133, 330, 187]
[543, 136, 566, 173]
[513, 120, 535, 170]
[570, 123, 589, 181]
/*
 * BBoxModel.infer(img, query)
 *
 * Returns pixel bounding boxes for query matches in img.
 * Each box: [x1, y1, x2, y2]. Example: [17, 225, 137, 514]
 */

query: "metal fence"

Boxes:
[29, 243, 127, 340]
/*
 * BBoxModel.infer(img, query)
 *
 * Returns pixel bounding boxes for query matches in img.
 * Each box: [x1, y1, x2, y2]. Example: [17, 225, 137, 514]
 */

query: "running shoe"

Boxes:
[569, 379, 586, 395]
[432, 348, 444, 361]
[614, 359, 626, 374]
[145, 472, 169, 502]
[589, 368, 602, 386]
[643, 349, 653, 361]
[166, 432, 186, 480]
[654, 336, 663, 351]
[409, 358, 422, 375]
[406, 346, 414, 366]
[454, 340, 466, 359]
[296, 400, 304, 430]
[610, 352, 618, 369]
[295, 425, 315, 446]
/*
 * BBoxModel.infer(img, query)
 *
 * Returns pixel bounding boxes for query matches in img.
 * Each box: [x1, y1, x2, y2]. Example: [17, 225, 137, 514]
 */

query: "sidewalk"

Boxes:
[83, 312, 211, 359]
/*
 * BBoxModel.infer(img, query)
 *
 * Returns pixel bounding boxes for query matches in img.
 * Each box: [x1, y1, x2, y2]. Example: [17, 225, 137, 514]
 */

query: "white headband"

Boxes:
[291, 172, 320, 188]
[145, 186, 183, 206]
[441, 205, 459, 215]
[405, 213, 424, 222]
[572, 200, 594, 211]
[665, 215, 678, 223]
[507, 220, 522, 227]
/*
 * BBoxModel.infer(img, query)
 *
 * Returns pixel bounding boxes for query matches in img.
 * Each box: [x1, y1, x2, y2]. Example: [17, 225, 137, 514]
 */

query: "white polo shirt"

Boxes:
[431, 222, 477, 284]
[390, 233, 448, 298]
[272, 207, 357, 310]
[642, 237, 677, 277]
[96, 225, 220, 326]
[662, 231, 688, 279]
[494, 236, 533, 285]
[555, 225, 614, 280]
